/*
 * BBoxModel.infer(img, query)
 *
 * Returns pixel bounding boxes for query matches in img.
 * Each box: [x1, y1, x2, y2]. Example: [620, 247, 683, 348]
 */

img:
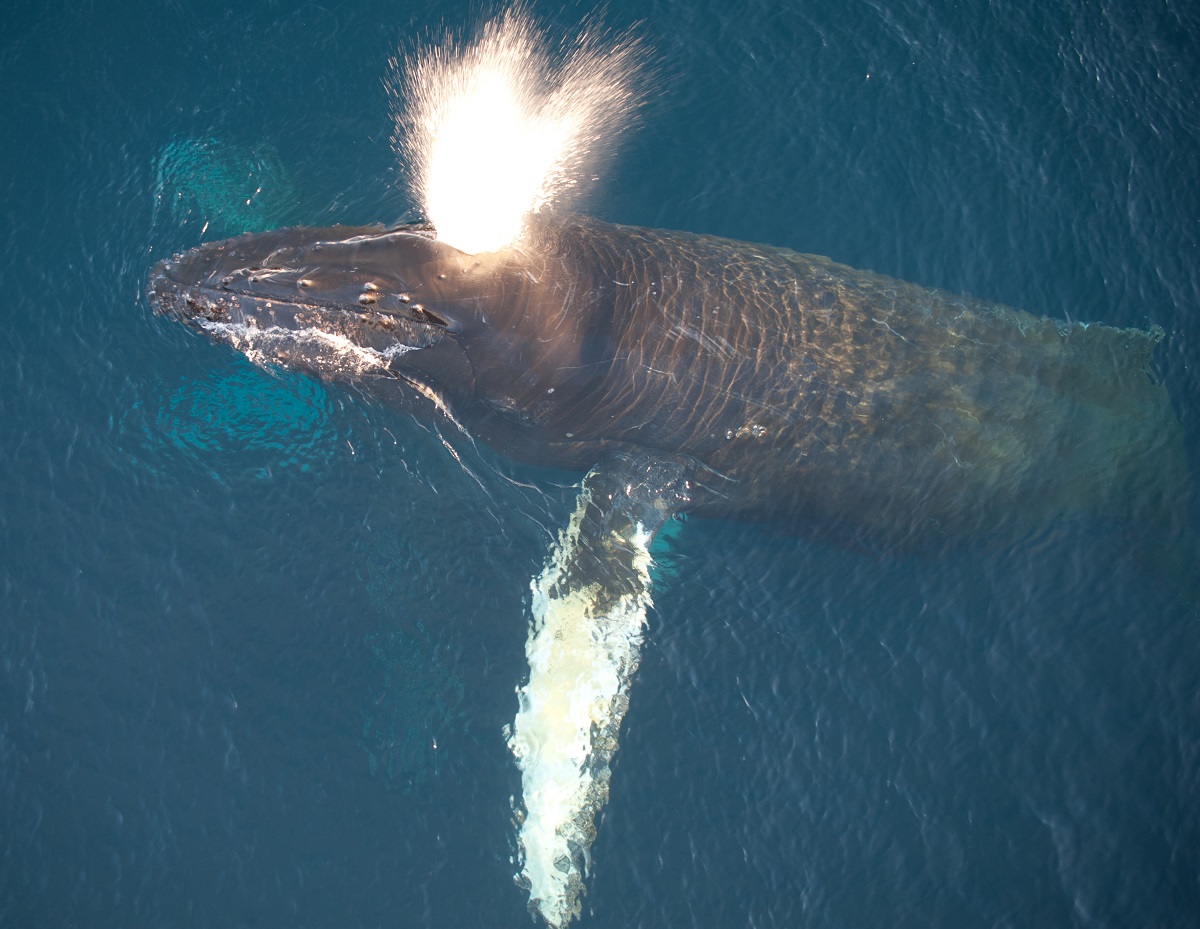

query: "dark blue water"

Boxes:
[3, 1, 1198, 926]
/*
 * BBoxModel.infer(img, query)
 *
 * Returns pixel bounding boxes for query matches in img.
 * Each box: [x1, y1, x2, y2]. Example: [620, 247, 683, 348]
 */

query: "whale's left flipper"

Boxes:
[508, 452, 695, 928]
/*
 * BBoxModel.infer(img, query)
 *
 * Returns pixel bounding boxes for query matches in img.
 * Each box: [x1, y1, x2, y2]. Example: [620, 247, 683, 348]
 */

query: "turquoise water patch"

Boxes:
[153, 137, 301, 237]
[123, 364, 337, 481]
[648, 513, 685, 587]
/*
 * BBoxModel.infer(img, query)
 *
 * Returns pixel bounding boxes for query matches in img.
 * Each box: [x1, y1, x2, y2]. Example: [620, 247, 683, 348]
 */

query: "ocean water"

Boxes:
[2, 1, 1199, 927]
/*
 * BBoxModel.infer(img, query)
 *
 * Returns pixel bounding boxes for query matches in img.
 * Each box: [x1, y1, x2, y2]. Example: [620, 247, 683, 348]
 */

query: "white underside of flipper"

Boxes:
[508, 486, 655, 928]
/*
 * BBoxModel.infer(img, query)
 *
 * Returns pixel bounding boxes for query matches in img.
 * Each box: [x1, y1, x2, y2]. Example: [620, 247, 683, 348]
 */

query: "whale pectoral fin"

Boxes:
[507, 451, 695, 928]
[557, 450, 696, 592]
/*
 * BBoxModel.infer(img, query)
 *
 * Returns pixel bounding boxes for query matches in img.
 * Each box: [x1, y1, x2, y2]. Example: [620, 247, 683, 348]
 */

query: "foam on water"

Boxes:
[389, 8, 648, 254]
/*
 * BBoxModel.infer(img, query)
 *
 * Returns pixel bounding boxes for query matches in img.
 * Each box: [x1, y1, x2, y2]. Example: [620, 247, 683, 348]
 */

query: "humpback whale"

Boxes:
[148, 212, 1185, 546]
[148, 211, 1190, 925]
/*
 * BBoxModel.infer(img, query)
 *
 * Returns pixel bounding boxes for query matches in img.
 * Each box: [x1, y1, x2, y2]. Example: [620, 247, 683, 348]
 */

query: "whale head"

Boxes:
[148, 218, 620, 465]
[146, 224, 486, 372]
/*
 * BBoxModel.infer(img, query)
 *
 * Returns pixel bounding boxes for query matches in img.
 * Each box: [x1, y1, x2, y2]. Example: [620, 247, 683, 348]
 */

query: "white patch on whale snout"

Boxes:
[199, 320, 414, 376]
[508, 488, 655, 928]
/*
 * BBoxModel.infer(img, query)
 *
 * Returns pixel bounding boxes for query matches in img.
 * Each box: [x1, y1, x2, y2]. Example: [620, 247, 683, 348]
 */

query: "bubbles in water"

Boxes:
[388, 8, 650, 254]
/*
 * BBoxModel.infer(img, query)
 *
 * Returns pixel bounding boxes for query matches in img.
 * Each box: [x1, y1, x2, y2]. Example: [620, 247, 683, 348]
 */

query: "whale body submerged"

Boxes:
[148, 212, 1191, 925]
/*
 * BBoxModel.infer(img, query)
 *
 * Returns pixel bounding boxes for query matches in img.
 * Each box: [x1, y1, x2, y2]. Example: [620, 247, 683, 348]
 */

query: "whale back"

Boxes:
[520, 216, 1188, 553]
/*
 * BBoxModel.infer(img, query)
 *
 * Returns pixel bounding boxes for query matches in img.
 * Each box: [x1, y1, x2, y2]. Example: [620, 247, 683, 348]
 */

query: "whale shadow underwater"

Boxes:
[148, 210, 1196, 925]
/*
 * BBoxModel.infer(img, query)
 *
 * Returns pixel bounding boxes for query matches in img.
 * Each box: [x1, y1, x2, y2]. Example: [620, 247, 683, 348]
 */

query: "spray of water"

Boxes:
[388, 8, 649, 254]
